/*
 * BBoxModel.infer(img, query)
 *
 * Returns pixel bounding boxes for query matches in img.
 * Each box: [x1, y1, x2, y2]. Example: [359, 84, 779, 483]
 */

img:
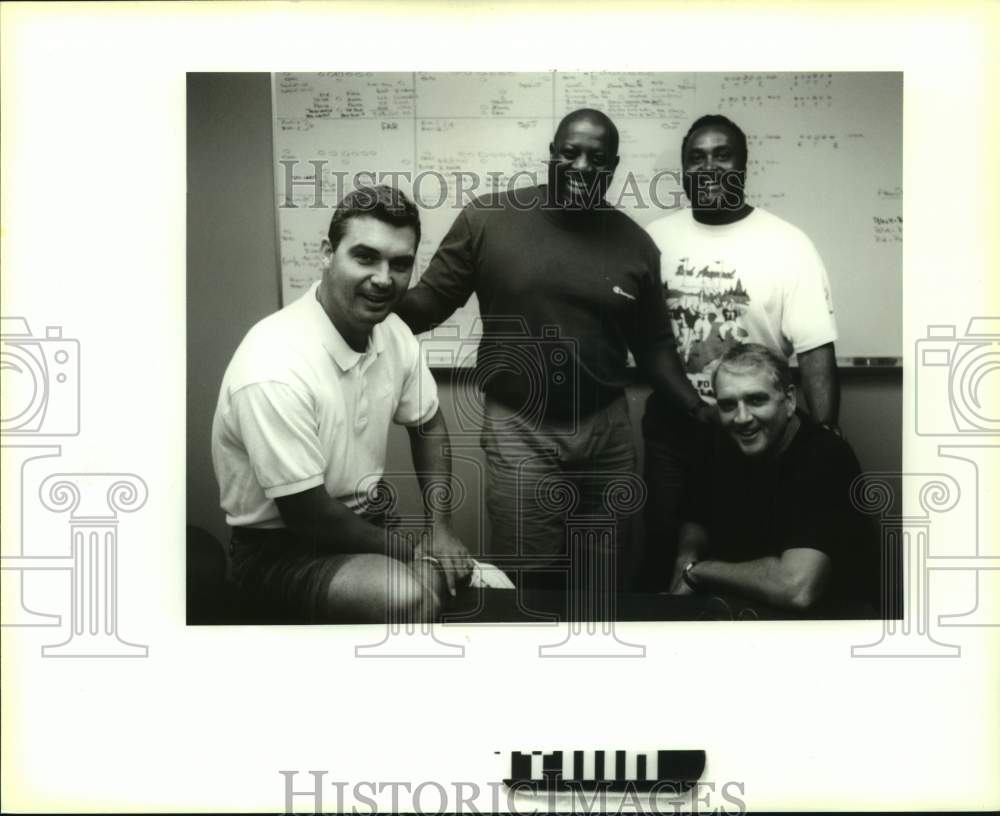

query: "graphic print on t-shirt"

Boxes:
[665, 257, 751, 399]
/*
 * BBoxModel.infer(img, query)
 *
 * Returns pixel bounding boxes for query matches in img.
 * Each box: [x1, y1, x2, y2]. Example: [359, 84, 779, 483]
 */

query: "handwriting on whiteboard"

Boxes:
[272, 72, 902, 358]
[873, 215, 903, 244]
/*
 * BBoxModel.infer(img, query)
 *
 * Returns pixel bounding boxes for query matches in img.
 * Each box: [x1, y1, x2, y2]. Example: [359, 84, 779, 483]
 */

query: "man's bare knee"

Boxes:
[320, 555, 439, 623]
[387, 564, 441, 623]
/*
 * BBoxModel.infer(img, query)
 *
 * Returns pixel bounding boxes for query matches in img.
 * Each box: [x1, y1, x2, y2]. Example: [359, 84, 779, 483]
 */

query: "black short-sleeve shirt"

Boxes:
[686, 418, 878, 604]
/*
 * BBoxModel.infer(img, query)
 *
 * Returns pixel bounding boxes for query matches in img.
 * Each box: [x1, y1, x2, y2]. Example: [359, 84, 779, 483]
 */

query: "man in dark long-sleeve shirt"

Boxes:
[397, 109, 704, 596]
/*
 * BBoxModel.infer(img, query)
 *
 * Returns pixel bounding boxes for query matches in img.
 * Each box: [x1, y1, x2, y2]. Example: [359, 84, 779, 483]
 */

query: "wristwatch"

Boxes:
[681, 560, 700, 591]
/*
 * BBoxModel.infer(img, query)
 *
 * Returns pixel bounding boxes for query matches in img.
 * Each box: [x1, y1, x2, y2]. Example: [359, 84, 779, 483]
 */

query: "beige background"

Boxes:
[3, 2, 998, 813]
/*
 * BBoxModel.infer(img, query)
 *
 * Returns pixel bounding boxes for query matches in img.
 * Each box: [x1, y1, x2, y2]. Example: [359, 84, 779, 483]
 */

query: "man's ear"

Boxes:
[320, 238, 333, 266]
[548, 141, 557, 160]
[785, 384, 797, 416]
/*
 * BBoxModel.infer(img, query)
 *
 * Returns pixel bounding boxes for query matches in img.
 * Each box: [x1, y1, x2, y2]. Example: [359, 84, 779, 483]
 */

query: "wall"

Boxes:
[187, 73, 903, 555]
[187, 73, 281, 547]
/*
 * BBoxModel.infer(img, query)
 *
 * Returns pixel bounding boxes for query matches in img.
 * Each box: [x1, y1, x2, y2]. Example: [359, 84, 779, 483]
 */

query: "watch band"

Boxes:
[681, 560, 700, 591]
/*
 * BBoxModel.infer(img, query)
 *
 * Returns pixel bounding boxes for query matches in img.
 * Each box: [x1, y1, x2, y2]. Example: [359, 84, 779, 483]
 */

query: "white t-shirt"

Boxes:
[645, 207, 838, 400]
[211, 283, 439, 528]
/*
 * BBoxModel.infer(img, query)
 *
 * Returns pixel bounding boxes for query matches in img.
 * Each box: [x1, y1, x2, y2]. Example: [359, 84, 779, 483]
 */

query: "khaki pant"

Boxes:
[480, 393, 641, 593]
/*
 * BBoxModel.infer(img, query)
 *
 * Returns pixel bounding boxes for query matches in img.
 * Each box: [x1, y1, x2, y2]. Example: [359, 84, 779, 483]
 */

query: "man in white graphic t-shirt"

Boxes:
[640, 114, 841, 590]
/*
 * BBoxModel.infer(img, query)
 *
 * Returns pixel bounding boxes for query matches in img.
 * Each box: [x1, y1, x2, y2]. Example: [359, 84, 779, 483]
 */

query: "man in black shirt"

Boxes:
[672, 344, 876, 613]
[397, 109, 703, 595]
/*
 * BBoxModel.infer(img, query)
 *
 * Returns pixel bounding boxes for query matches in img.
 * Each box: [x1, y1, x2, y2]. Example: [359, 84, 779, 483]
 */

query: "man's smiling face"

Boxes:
[682, 124, 747, 212]
[548, 116, 620, 208]
[320, 215, 416, 348]
[714, 363, 796, 458]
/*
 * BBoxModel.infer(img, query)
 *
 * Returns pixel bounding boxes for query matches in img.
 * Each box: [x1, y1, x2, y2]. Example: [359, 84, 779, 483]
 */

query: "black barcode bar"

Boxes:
[511, 751, 531, 780]
[543, 751, 561, 783]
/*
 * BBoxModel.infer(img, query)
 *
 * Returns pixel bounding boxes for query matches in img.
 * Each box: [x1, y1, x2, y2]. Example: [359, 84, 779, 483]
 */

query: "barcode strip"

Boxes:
[503, 749, 706, 792]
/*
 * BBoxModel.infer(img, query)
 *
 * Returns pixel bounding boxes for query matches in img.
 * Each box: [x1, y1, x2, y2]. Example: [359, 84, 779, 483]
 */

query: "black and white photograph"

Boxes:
[3, 2, 998, 814]
[187, 71, 904, 624]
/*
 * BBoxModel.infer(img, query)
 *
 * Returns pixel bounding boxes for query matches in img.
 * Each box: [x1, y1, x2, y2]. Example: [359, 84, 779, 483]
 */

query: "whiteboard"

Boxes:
[272, 72, 902, 364]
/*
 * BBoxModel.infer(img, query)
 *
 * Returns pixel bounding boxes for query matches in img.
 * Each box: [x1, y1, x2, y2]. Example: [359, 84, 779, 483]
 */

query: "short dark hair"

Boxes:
[552, 108, 620, 157]
[681, 114, 748, 164]
[327, 185, 421, 253]
[713, 343, 792, 393]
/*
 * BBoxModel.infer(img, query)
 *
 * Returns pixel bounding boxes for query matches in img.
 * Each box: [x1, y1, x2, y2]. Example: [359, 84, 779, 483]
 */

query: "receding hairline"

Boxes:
[711, 343, 793, 393]
[713, 360, 791, 397]
[716, 358, 775, 383]
[552, 109, 620, 154]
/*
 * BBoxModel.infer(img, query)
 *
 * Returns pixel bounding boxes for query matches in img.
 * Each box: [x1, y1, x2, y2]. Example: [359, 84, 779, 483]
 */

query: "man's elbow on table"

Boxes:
[781, 549, 832, 611]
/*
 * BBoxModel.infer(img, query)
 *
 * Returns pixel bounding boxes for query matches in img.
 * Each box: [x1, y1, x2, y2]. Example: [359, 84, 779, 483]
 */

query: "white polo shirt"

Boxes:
[211, 283, 439, 528]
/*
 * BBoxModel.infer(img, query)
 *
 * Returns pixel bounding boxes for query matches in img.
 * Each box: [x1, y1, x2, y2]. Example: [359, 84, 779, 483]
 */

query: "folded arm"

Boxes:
[668, 521, 710, 593]
[685, 547, 833, 611]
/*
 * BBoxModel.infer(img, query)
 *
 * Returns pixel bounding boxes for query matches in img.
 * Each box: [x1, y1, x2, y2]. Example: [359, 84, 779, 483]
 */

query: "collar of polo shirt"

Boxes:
[307, 281, 385, 372]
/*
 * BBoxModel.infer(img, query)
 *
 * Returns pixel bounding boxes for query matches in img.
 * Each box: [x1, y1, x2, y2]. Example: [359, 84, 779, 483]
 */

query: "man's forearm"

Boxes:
[407, 409, 474, 594]
[395, 285, 453, 336]
[797, 342, 840, 426]
[407, 409, 454, 524]
[687, 557, 815, 610]
[670, 522, 710, 590]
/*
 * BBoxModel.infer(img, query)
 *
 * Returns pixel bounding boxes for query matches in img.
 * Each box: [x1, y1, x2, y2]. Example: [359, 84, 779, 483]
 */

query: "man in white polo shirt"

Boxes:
[212, 186, 472, 623]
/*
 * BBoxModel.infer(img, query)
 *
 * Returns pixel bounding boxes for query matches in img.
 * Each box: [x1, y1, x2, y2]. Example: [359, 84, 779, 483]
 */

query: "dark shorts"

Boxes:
[229, 527, 356, 623]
